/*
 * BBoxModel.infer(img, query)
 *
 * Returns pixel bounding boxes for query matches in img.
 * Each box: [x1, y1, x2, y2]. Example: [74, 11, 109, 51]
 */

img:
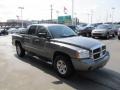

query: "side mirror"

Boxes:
[108, 27, 112, 29]
[38, 33, 47, 38]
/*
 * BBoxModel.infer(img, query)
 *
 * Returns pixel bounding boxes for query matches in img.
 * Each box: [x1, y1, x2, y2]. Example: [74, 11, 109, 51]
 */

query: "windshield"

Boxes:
[96, 25, 110, 29]
[48, 25, 77, 38]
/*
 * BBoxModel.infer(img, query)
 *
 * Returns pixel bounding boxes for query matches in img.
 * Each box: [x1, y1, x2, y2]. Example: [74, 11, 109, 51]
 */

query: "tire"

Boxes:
[118, 36, 120, 40]
[54, 55, 74, 78]
[86, 33, 89, 37]
[112, 33, 115, 37]
[92, 36, 95, 38]
[16, 43, 25, 57]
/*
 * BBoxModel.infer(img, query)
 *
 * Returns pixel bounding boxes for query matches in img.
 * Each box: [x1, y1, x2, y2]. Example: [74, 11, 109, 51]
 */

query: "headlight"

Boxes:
[76, 48, 90, 59]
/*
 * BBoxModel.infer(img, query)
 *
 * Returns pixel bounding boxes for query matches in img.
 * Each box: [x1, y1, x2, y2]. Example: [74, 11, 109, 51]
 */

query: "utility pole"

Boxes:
[111, 7, 115, 24]
[56, 10, 59, 23]
[50, 4, 53, 21]
[87, 13, 90, 24]
[105, 11, 108, 23]
[16, 15, 19, 26]
[72, 0, 74, 25]
[90, 10, 93, 24]
[18, 7, 24, 28]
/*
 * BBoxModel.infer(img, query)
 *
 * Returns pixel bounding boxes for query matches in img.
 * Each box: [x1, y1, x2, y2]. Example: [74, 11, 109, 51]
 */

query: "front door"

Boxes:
[32, 26, 50, 57]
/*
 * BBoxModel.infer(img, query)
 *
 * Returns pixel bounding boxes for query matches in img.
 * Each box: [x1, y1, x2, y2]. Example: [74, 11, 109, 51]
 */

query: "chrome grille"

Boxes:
[92, 45, 106, 60]
[93, 53, 100, 59]
[93, 48, 101, 53]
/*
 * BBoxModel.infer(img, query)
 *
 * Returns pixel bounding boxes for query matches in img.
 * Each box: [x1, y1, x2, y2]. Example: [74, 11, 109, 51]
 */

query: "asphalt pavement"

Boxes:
[0, 35, 120, 90]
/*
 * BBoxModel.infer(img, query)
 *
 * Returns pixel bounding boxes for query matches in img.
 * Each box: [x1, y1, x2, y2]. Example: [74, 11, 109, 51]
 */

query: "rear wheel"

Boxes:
[16, 43, 25, 57]
[118, 36, 120, 40]
[54, 55, 74, 78]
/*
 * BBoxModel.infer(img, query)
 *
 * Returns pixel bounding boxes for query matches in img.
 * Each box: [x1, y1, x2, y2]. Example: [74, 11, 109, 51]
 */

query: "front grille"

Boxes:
[93, 48, 101, 53]
[93, 53, 100, 59]
[92, 45, 106, 60]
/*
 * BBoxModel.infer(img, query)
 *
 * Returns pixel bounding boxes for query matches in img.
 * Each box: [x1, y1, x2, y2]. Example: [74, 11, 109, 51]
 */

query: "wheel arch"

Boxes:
[53, 51, 71, 61]
[15, 40, 21, 46]
[53, 51, 74, 68]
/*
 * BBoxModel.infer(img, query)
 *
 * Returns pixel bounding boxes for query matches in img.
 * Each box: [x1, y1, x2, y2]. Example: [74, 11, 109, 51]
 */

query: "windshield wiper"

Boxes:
[61, 35, 76, 37]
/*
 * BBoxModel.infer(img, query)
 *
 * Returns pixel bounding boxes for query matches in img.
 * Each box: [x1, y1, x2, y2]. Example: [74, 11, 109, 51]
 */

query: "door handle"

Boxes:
[34, 39, 39, 42]
[24, 37, 30, 40]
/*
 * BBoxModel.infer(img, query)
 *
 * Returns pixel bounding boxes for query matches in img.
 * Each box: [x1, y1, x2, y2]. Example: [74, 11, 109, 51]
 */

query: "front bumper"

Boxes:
[92, 32, 107, 37]
[71, 51, 110, 71]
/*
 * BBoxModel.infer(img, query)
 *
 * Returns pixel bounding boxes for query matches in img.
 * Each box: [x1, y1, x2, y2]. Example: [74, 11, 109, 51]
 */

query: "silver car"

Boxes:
[92, 24, 115, 39]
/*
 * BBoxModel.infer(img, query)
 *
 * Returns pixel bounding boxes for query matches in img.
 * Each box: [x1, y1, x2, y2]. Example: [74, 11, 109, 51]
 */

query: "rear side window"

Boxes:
[28, 26, 37, 35]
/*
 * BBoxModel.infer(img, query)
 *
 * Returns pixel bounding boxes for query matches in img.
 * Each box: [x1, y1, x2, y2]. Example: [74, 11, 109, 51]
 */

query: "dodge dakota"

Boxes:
[12, 24, 110, 78]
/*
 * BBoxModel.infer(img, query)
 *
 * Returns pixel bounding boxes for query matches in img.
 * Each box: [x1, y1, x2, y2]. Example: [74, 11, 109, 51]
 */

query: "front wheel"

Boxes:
[54, 55, 74, 78]
[16, 43, 25, 57]
[106, 33, 109, 39]
[86, 33, 90, 37]
[112, 33, 115, 37]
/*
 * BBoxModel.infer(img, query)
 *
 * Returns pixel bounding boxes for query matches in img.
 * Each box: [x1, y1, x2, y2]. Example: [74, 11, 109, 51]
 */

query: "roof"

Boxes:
[31, 24, 65, 27]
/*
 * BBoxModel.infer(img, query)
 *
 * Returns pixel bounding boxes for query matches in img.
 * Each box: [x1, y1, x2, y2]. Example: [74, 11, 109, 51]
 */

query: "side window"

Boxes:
[28, 26, 37, 35]
[36, 26, 51, 38]
[108, 26, 112, 30]
[37, 26, 47, 34]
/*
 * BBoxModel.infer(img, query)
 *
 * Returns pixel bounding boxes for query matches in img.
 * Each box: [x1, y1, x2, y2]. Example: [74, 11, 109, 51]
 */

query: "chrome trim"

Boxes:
[90, 44, 106, 60]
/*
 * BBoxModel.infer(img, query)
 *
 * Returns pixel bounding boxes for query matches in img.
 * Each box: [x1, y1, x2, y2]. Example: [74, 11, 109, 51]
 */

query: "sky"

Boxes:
[0, 0, 120, 23]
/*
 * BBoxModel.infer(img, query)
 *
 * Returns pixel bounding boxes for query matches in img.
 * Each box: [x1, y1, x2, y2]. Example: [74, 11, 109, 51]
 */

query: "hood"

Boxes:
[52, 36, 103, 50]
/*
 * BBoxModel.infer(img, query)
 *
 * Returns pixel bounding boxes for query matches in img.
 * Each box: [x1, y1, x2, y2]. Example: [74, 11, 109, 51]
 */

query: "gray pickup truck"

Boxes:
[12, 24, 110, 78]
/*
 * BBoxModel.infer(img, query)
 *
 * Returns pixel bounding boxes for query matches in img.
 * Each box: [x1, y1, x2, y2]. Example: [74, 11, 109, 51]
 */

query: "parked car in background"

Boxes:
[118, 28, 120, 40]
[16, 28, 27, 34]
[112, 24, 120, 35]
[77, 24, 87, 30]
[7, 28, 18, 34]
[91, 23, 103, 28]
[78, 25, 95, 37]
[67, 25, 79, 34]
[92, 24, 115, 39]
[0, 29, 8, 35]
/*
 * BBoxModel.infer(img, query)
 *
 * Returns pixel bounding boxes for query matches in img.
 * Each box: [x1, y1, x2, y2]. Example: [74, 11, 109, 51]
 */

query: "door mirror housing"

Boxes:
[38, 33, 47, 38]
[108, 27, 112, 29]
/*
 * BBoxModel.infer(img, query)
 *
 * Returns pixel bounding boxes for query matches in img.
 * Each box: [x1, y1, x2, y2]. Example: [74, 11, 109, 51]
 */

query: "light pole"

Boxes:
[18, 7, 24, 28]
[56, 10, 59, 23]
[50, 4, 53, 21]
